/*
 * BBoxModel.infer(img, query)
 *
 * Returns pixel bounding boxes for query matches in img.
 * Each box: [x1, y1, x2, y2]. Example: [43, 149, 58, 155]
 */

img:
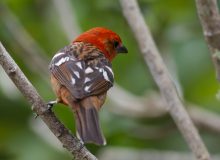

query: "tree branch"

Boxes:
[189, 106, 220, 133]
[99, 147, 220, 160]
[195, 0, 220, 81]
[108, 85, 167, 118]
[108, 86, 220, 134]
[1, 4, 49, 77]
[119, 0, 211, 159]
[0, 42, 97, 160]
[52, 0, 81, 40]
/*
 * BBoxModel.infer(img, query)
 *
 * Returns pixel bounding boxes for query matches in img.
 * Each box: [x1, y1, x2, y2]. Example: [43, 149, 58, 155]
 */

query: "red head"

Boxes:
[73, 27, 127, 61]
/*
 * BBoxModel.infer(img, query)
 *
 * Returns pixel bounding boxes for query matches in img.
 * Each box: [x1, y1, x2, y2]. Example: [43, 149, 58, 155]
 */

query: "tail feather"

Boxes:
[74, 102, 106, 145]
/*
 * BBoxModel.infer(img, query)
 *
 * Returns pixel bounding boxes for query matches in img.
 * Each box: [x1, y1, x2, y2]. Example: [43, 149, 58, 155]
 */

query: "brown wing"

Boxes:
[49, 43, 114, 100]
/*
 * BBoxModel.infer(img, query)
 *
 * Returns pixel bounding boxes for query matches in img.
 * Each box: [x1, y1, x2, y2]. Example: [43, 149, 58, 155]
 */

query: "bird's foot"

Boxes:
[34, 113, 39, 119]
[47, 100, 58, 110]
[34, 100, 58, 119]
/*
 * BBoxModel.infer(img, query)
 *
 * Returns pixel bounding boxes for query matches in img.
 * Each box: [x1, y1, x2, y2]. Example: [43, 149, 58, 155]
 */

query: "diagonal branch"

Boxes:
[0, 42, 97, 160]
[52, 0, 81, 40]
[119, 0, 211, 160]
[195, 0, 220, 81]
[1, 4, 49, 76]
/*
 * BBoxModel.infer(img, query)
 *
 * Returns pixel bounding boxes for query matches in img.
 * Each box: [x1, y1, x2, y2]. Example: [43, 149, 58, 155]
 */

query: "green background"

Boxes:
[0, 0, 219, 159]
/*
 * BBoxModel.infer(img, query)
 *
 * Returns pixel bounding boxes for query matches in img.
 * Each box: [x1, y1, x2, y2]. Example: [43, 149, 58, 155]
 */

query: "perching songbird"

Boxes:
[49, 27, 127, 145]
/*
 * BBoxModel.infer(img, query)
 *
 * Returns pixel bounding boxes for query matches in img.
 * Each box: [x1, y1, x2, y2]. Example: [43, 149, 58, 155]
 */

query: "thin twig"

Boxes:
[99, 147, 220, 160]
[1, 4, 49, 76]
[189, 106, 220, 133]
[0, 42, 97, 160]
[119, 0, 211, 159]
[108, 85, 167, 118]
[195, 0, 220, 81]
[108, 87, 220, 134]
[52, 0, 81, 40]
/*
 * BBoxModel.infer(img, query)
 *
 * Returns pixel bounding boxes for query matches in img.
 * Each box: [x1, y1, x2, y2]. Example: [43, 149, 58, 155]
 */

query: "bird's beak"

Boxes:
[116, 44, 128, 54]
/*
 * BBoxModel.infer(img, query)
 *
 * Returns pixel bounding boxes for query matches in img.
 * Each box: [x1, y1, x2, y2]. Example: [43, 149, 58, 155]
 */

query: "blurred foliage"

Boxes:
[0, 0, 220, 159]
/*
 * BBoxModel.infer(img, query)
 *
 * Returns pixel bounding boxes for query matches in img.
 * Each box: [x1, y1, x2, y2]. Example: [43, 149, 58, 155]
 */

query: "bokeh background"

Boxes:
[0, 0, 220, 160]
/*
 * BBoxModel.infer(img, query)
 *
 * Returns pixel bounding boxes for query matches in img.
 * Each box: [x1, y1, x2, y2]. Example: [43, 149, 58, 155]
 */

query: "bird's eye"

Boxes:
[114, 41, 119, 48]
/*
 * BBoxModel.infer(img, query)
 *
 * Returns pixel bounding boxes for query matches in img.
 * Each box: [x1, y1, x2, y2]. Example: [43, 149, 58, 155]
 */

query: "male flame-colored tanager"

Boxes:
[48, 27, 127, 145]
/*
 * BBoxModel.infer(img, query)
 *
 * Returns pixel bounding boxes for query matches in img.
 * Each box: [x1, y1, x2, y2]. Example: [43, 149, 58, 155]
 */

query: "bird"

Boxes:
[48, 27, 128, 145]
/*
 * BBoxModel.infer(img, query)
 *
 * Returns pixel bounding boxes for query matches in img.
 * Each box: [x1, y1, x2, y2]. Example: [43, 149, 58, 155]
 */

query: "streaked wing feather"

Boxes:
[51, 60, 86, 99]
[88, 79, 111, 95]
[50, 43, 114, 100]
